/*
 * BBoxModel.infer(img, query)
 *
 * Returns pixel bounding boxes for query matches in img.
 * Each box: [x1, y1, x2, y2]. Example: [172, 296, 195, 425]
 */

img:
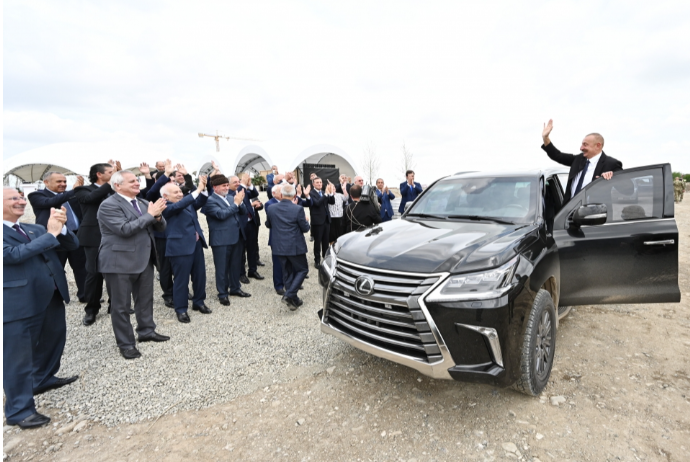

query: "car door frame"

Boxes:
[552, 163, 680, 306]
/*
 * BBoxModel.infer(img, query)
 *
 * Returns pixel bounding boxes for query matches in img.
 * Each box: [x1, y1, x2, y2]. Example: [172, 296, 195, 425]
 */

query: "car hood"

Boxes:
[336, 218, 536, 274]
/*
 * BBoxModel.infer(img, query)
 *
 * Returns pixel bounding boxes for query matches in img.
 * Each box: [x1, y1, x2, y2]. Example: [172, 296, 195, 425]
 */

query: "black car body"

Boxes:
[317, 165, 680, 395]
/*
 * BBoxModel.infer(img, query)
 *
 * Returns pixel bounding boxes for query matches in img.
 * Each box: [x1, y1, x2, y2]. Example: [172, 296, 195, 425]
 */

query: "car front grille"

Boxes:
[323, 260, 442, 363]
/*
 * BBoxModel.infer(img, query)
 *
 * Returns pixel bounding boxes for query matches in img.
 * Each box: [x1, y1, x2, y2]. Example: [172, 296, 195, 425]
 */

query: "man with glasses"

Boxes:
[3, 187, 80, 429]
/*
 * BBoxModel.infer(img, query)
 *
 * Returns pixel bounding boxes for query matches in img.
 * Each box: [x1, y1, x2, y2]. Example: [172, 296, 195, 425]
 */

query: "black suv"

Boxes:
[317, 165, 680, 395]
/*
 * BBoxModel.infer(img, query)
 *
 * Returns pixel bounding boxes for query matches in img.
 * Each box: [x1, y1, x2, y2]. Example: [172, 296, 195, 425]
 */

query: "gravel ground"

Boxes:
[16, 192, 349, 426]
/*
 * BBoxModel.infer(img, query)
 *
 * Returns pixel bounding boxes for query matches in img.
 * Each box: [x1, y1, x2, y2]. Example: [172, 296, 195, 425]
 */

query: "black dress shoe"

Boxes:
[281, 296, 300, 311]
[192, 304, 212, 314]
[78, 297, 87, 303]
[230, 290, 251, 298]
[33, 375, 79, 395]
[176, 312, 191, 323]
[138, 332, 171, 342]
[188, 293, 193, 300]
[310, 236, 314, 242]
[218, 297, 230, 306]
[14, 413, 50, 429]
[83, 313, 96, 326]
[128, 309, 135, 314]
[257, 260, 265, 266]
[248, 271, 265, 280]
[276, 288, 286, 295]
[314, 262, 321, 269]
[240, 275, 250, 284]
[120, 348, 141, 359]
[304, 274, 309, 279]
[163, 298, 175, 308]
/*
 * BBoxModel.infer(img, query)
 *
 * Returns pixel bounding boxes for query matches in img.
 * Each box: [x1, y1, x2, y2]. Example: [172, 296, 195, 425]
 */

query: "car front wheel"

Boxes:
[512, 289, 557, 396]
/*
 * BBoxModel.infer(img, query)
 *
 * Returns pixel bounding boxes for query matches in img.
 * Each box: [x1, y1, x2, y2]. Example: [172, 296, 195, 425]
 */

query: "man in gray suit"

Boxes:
[97, 171, 171, 359]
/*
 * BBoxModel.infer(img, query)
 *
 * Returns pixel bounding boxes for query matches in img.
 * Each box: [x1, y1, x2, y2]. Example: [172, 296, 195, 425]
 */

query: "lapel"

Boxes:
[592, 152, 608, 178]
[4, 224, 34, 244]
[113, 194, 143, 220]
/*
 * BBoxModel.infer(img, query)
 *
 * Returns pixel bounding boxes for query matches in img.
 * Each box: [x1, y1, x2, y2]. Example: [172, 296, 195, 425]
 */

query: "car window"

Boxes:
[582, 168, 663, 223]
[409, 176, 538, 223]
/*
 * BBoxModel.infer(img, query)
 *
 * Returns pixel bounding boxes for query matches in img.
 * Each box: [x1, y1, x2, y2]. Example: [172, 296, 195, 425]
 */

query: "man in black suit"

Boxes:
[265, 184, 311, 310]
[541, 119, 623, 203]
[73, 163, 115, 326]
[237, 173, 263, 283]
[308, 177, 335, 268]
[27, 172, 87, 302]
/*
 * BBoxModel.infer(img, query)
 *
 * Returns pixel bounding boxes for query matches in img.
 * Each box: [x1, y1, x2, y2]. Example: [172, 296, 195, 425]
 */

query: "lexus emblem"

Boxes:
[354, 276, 375, 295]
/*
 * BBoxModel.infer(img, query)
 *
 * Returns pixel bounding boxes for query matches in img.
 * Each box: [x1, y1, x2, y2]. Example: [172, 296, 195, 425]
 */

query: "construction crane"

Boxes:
[198, 130, 262, 152]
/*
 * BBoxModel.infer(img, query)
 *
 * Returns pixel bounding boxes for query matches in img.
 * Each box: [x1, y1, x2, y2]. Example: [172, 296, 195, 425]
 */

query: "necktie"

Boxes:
[573, 160, 591, 196]
[130, 199, 143, 216]
[13, 224, 30, 241]
[319, 191, 323, 197]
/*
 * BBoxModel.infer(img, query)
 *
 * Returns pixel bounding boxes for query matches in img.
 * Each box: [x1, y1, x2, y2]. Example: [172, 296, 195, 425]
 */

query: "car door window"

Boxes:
[581, 168, 664, 223]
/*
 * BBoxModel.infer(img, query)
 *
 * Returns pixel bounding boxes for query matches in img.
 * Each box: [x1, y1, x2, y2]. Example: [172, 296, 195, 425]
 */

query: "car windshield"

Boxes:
[407, 176, 538, 224]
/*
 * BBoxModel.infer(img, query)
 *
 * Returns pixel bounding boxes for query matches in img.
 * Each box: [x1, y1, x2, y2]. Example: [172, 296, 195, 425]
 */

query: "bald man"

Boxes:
[542, 119, 623, 203]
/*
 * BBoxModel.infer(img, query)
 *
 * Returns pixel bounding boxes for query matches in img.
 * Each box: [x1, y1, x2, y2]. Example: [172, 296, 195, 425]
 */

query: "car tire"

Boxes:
[512, 289, 557, 396]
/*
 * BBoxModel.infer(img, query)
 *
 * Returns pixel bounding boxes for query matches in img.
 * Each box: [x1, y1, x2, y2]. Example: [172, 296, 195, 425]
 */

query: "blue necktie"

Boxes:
[573, 160, 591, 196]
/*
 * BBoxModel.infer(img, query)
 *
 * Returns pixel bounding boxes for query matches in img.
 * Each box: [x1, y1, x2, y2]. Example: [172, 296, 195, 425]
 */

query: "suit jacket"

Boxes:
[542, 143, 623, 203]
[251, 199, 264, 227]
[344, 201, 383, 233]
[376, 189, 396, 221]
[265, 199, 310, 256]
[74, 183, 113, 248]
[309, 189, 335, 225]
[96, 194, 166, 274]
[398, 182, 423, 214]
[27, 188, 82, 230]
[202, 193, 247, 246]
[264, 197, 279, 246]
[232, 185, 259, 234]
[162, 193, 208, 257]
[3, 223, 79, 322]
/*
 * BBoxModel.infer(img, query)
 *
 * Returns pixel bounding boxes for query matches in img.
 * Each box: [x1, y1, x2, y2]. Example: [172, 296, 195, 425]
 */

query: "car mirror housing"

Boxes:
[404, 201, 414, 213]
[571, 203, 607, 227]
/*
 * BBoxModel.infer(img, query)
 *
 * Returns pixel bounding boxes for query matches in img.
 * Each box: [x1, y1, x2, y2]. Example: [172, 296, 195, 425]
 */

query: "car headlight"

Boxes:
[426, 255, 519, 302]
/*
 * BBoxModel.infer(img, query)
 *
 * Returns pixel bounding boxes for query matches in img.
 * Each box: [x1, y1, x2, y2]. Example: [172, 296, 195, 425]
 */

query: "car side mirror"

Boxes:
[571, 203, 607, 227]
[404, 201, 414, 212]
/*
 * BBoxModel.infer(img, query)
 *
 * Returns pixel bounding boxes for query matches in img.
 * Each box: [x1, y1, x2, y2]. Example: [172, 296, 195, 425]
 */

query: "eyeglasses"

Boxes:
[5, 196, 27, 202]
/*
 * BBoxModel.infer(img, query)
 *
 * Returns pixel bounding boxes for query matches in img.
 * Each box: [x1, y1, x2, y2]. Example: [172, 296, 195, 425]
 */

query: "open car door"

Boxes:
[553, 163, 680, 306]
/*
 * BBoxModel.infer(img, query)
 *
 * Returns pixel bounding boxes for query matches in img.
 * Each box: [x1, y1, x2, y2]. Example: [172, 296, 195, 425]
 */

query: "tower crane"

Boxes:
[198, 130, 262, 152]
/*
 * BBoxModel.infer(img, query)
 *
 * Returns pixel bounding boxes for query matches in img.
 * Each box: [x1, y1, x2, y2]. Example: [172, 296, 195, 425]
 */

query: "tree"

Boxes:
[360, 142, 380, 185]
[398, 142, 417, 182]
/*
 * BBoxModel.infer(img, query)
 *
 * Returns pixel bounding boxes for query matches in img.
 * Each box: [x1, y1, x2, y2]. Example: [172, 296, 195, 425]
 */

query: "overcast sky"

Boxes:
[4, 0, 690, 183]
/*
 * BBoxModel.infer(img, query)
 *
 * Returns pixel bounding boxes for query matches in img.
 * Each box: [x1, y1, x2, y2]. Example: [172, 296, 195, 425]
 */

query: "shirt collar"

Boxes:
[3, 220, 20, 228]
[586, 152, 602, 166]
[45, 188, 59, 195]
[117, 192, 136, 203]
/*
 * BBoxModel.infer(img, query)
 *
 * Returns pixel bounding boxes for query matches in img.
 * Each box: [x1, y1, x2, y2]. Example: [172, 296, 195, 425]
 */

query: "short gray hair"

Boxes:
[271, 185, 281, 194]
[110, 170, 135, 187]
[281, 184, 295, 198]
[160, 182, 179, 197]
[42, 171, 65, 181]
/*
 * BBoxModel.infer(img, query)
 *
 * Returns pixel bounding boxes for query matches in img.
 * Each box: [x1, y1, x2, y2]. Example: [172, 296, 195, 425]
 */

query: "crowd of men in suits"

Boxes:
[3, 157, 420, 430]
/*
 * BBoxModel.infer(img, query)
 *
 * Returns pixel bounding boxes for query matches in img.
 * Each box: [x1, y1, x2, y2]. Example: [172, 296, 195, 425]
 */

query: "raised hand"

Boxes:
[147, 198, 167, 217]
[383, 185, 388, 194]
[211, 161, 220, 174]
[252, 201, 262, 209]
[139, 163, 151, 178]
[177, 164, 188, 175]
[292, 196, 299, 205]
[542, 119, 553, 144]
[197, 175, 207, 192]
[234, 188, 245, 205]
[47, 208, 66, 236]
[164, 159, 174, 177]
[241, 173, 251, 186]
[115, 161, 122, 172]
[296, 184, 303, 196]
[304, 184, 311, 196]
[74, 175, 85, 187]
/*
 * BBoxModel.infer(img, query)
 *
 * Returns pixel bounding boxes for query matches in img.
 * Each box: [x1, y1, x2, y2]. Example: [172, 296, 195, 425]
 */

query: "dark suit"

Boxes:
[236, 185, 259, 276]
[264, 198, 284, 291]
[202, 193, 247, 297]
[308, 189, 335, 264]
[97, 194, 166, 350]
[542, 143, 623, 203]
[3, 223, 79, 424]
[376, 189, 396, 222]
[265, 200, 311, 300]
[163, 193, 208, 313]
[27, 188, 87, 299]
[398, 181, 423, 214]
[73, 183, 113, 314]
[146, 174, 176, 301]
[344, 200, 383, 233]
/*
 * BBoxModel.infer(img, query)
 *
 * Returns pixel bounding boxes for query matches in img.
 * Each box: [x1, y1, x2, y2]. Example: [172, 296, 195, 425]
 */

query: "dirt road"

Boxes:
[4, 202, 690, 462]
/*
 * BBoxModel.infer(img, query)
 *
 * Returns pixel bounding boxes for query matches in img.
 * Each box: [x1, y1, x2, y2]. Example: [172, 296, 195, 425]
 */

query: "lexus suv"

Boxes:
[317, 165, 680, 395]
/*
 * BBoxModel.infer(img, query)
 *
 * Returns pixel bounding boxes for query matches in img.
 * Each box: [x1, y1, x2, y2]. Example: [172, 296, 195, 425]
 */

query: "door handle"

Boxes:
[643, 239, 675, 246]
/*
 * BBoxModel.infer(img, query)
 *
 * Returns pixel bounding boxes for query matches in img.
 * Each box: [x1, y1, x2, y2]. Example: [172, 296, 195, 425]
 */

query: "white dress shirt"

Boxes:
[570, 152, 602, 198]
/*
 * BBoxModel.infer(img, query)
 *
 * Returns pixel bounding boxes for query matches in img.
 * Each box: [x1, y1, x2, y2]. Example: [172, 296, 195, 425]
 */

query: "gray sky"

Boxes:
[4, 0, 690, 182]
